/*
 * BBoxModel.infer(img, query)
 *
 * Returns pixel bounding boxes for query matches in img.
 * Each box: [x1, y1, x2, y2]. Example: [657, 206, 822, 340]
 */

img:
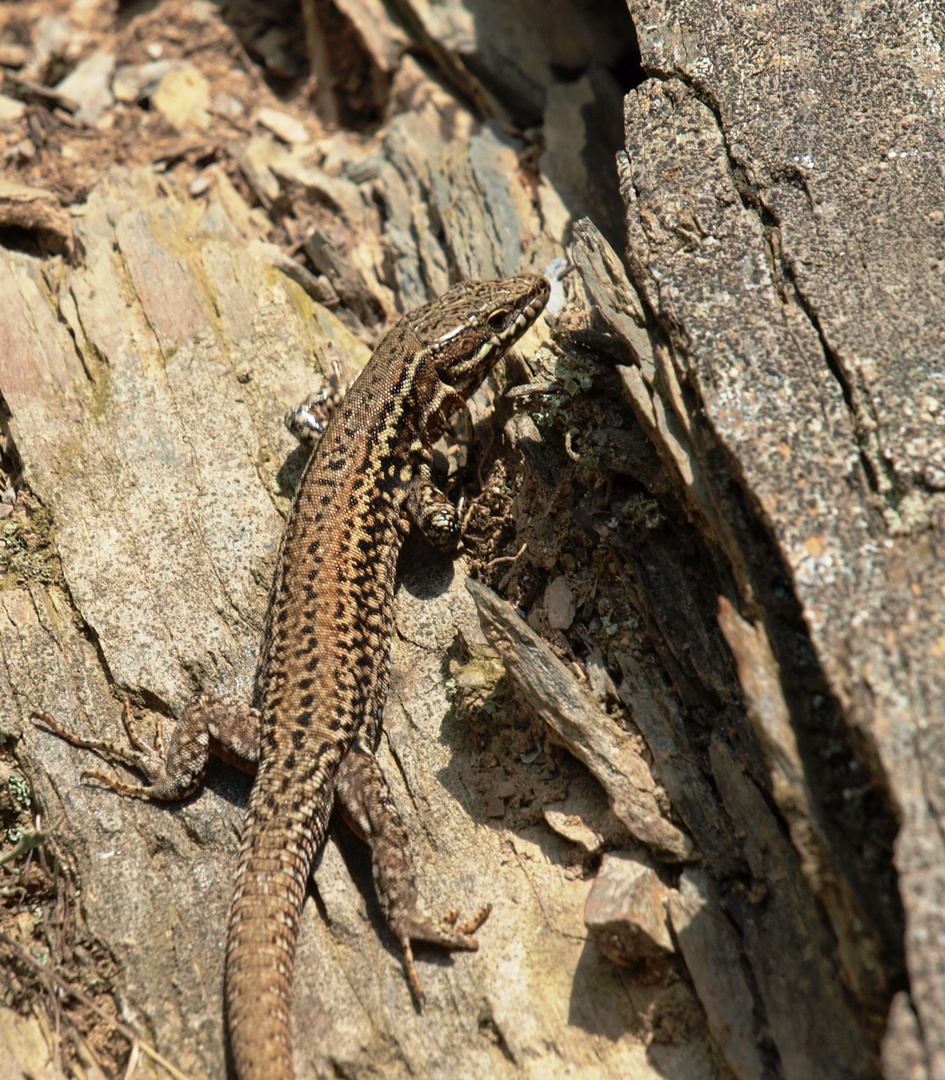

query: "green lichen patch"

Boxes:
[0, 499, 63, 592]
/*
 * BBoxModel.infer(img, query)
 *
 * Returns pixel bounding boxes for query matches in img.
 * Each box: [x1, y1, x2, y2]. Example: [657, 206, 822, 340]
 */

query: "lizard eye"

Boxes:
[487, 308, 509, 331]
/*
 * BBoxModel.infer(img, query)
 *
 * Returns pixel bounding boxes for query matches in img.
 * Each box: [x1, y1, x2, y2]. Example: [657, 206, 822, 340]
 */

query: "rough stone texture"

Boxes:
[603, 0, 945, 1077]
[668, 870, 766, 1080]
[8, 1, 941, 1077]
[584, 852, 675, 965]
[0, 153, 724, 1077]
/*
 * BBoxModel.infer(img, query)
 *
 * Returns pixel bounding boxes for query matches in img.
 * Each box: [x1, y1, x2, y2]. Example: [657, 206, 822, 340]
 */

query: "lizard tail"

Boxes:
[225, 796, 329, 1080]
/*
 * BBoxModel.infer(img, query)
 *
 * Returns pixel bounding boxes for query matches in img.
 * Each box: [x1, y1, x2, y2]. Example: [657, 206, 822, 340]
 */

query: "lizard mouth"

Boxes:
[500, 287, 550, 340]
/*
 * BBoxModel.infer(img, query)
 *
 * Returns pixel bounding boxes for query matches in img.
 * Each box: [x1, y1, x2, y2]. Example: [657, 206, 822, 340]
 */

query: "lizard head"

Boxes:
[410, 273, 550, 399]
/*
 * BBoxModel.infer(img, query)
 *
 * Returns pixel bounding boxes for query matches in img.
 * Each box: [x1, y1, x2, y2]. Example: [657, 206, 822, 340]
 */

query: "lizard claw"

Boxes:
[394, 901, 493, 1007]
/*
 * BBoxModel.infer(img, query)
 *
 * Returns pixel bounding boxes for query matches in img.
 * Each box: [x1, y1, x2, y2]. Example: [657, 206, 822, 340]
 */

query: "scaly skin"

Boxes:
[34, 273, 549, 1079]
[228, 273, 548, 1077]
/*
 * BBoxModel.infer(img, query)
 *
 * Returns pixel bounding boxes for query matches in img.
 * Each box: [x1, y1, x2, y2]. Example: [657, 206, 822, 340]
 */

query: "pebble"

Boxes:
[54, 51, 114, 125]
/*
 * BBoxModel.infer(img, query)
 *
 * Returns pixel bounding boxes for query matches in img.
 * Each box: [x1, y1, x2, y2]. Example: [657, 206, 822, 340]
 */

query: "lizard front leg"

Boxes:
[32, 693, 260, 801]
[333, 740, 490, 1004]
[284, 360, 346, 445]
[403, 458, 465, 552]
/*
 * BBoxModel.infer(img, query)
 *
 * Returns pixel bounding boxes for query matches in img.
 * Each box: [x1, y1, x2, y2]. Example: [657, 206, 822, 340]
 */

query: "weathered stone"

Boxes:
[584, 852, 675, 965]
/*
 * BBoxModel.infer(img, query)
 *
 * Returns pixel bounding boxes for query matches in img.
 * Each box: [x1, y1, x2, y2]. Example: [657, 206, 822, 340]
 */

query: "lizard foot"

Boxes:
[394, 903, 492, 1006]
[31, 700, 189, 801]
[285, 358, 346, 444]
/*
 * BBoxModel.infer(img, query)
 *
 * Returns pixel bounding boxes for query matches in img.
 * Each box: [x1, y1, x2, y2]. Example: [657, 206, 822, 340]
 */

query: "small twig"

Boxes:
[299, 0, 339, 124]
[0, 829, 47, 869]
[485, 542, 528, 569]
[122, 1041, 143, 1080]
[1, 70, 79, 113]
[460, 494, 480, 533]
[0, 933, 194, 1080]
[563, 430, 583, 463]
[476, 420, 496, 491]
[503, 381, 559, 401]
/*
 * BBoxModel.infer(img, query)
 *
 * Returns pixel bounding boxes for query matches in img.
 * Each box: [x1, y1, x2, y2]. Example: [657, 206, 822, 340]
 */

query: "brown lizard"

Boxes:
[34, 272, 550, 1079]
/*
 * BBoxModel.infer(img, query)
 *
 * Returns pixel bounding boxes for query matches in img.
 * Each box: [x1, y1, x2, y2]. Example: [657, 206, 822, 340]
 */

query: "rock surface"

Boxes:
[588, 0, 945, 1076]
[3, 1, 943, 1078]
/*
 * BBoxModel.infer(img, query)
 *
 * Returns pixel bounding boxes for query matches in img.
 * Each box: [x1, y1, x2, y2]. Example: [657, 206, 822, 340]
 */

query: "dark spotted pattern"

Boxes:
[227, 274, 549, 1079]
[33, 276, 550, 1080]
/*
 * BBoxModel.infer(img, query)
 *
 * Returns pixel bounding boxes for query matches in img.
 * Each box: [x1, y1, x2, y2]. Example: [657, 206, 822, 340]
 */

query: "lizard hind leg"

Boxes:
[31, 692, 260, 802]
[334, 742, 491, 1005]
[31, 698, 185, 800]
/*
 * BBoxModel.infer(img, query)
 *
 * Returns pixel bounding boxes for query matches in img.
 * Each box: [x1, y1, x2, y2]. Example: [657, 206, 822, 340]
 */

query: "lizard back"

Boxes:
[226, 274, 549, 1079]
